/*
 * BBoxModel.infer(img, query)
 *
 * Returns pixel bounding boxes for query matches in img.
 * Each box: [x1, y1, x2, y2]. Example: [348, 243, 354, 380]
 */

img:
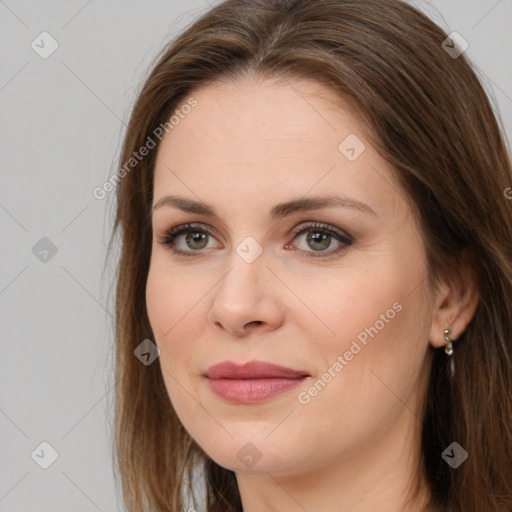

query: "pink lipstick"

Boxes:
[204, 360, 310, 403]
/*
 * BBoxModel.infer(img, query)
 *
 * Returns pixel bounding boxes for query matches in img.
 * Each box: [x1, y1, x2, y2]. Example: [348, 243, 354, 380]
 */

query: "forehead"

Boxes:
[153, 76, 405, 220]
[171, 75, 365, 146]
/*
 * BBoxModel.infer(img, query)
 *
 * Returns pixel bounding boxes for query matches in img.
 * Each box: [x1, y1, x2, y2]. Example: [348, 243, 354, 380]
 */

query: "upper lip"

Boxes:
[204, 360, 310, 379]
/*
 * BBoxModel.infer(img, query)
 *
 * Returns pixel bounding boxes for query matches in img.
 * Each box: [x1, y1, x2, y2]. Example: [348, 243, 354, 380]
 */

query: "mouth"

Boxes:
[204, 360, 311, 403]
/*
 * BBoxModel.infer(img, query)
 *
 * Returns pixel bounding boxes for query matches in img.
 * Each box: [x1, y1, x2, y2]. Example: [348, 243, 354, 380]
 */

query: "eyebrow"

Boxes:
[151, 194, 378, 219]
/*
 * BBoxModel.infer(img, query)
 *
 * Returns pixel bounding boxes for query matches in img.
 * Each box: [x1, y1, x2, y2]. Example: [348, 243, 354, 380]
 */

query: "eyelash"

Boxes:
[156, 222, 353, 259]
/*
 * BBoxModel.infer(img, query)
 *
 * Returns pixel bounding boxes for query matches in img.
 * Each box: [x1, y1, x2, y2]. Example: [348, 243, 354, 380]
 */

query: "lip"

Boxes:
[205, 360, 310, 379]
[204, 360, 310, 403]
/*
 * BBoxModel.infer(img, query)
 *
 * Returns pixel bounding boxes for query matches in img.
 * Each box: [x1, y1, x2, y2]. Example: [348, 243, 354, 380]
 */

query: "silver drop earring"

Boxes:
[444, 328, 455, 377]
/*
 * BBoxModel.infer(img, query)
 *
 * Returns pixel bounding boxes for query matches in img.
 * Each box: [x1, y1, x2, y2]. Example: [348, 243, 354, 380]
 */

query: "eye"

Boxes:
[156, 223, 219, 257]
[156, 221, 353, 259]
[285, 222, 353, 258]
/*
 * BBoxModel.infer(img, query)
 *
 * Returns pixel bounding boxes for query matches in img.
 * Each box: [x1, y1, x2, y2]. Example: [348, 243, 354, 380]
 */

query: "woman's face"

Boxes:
[146, 76, 435, 477]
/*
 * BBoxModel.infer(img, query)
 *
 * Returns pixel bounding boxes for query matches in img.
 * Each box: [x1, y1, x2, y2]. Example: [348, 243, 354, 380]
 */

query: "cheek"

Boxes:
[292, 297, 430, 463]
[145, 254, 204, 342]
[321, 288, 430, 412]
[292, 258, 411, 360]
[146, 262, 173, 342]
[145, 259, 209, 400]
[298, 244, 431, 414]
[146, 262, 192, 374]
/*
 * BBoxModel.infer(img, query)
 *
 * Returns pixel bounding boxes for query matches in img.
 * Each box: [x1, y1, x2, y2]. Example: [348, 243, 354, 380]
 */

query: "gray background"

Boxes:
[1, 1, 511, 511]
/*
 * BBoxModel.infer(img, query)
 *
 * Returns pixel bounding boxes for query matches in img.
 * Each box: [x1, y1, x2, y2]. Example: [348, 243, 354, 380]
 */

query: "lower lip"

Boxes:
[206, 376, 309, 403]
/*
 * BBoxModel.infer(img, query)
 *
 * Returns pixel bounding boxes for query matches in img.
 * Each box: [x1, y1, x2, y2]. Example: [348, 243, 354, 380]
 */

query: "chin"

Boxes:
[197, 436, 310, 476]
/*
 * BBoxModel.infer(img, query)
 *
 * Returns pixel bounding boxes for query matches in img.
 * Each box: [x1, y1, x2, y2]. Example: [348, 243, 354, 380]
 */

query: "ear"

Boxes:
[429, 248, 480, 348]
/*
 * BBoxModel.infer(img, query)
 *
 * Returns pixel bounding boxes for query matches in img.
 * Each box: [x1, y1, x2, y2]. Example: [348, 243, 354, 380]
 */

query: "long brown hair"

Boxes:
[105, 0, 512, 510]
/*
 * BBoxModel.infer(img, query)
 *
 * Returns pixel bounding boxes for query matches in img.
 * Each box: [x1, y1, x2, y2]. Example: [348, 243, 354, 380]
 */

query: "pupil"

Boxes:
[308, 232, 330, 250]
[187, 232, 207, 249]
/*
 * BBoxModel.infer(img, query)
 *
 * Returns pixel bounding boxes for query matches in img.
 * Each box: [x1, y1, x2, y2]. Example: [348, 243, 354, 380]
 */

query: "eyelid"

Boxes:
[289, 221, 352, 241]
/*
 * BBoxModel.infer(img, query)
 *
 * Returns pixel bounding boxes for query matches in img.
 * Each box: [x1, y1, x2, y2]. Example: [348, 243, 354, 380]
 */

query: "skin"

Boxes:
[146, 75, 479, 512]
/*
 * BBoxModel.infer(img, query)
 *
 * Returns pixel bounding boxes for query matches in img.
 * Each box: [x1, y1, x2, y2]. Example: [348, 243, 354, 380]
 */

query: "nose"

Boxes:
[207, 247, 285, 337]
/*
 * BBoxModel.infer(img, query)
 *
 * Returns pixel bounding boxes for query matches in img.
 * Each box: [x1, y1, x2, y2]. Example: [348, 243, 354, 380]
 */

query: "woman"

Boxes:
[107, 0, 512, 510]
